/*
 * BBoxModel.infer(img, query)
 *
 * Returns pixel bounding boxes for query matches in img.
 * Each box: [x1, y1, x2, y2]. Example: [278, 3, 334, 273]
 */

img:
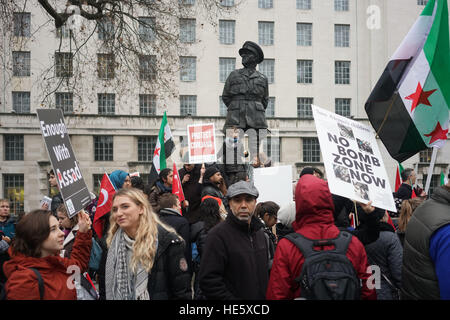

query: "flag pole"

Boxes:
[424, 147, 438, 194]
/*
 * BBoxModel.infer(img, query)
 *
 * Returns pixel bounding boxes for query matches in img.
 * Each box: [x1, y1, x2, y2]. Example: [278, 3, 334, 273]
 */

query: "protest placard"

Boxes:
[253, 165, 293, 209]
[311, 105, 396, 212]
[187, 123, 217, 164]
[37, 109, 91, 218]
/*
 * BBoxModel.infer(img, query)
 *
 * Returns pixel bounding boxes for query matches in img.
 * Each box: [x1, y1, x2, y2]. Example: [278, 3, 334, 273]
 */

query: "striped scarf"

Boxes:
[105, 228, 150, 300]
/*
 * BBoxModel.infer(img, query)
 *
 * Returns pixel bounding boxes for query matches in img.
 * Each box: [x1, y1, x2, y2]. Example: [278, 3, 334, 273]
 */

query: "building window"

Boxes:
[56, 23, 70, 38]
[419, 148, 433, 163]
[259, 59, 274, 84]
[94, 136, 113, 161]
[423, 174, 439, 196]
[55, 92, 73, 114]
[297, 0, 311, 10]
[335, 24, 350, 47]
[139, 94, 156, 115]
[3, 174, 25, 216]
[180, 56, 196, 82]
[138, 136, 157, 162]
[180, 95, 197, 116]
[219, 96, 227, 116]
[12, 91, 30, 113]
[297, 97, 313, 119]
[13, 12, 31, 37]
[139, 55, 157, 81]
[335, 0, 349, 11]
[219, 58, 235, 82]
[138, 17, 155, 42]
[97, 53, 115, 79]
[219, 20, 235, 44]
[180, 19, 196, 43]
[297, 60, 313, 84]
[258, 21, 274, 45]
[263, 136, 280, 163]
[297, 23, 312, 46]
[266, 97, 275, 117]
[303, 137, 321, 162]
[179, 0, 195, 4]
[55, 52, 73, 78]
[98, 17, 114, 40]
[4, 135, 24, 161]
[92, 174, 104, 195]
[335, 61, 350, 84]
[12, 51, 30, 77]
[417, 0, 428, 5]
[335, 98, 351, 117]
[220, 0, 234, 6]
[258, 0, 273, 9]
[98, 93, 115, 115]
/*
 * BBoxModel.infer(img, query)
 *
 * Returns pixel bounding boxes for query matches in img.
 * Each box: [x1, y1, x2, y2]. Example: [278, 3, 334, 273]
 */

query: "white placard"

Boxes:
[312, 105, 396, 212]
[253, 165, 293, 209]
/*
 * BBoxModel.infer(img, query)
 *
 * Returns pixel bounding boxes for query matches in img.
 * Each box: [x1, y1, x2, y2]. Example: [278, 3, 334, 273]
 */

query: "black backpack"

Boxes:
[0, 267, 44, 300]
[284, 231, 360, 300]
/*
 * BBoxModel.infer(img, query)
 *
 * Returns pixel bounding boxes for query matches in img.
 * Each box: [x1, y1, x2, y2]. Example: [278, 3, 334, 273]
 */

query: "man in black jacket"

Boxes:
[198, 180, 268, 300]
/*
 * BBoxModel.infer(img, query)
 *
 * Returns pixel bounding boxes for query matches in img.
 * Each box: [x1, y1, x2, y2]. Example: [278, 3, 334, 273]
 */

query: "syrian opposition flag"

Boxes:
[93, 173, 116, 238]
[172, 163, 185, 215]
[148, 111, 175, 186]
[441, 171, 449, 185]
[365, 0, 450, 163]
[394, 163, 404, 192]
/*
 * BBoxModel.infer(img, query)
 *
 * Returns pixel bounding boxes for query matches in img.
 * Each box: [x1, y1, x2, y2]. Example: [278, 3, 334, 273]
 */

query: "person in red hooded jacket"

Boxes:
[266, 174, 376, 300]
[3, 209, 92, 300]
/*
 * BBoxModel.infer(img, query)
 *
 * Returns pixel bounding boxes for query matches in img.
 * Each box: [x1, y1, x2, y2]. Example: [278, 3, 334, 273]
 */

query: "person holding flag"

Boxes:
[149, 111, 175, 187]
[148, 168, 173, 214]
[93, 173, 117, 239]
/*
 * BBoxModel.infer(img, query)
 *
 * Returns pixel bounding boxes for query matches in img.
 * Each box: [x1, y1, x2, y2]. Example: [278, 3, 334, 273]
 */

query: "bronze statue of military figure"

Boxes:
[221, 41, 269, 168]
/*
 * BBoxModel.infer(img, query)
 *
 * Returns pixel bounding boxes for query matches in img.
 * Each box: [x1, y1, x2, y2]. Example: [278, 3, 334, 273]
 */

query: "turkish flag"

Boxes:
[93, 174, 116, 238]
[172, 163, 185, 215]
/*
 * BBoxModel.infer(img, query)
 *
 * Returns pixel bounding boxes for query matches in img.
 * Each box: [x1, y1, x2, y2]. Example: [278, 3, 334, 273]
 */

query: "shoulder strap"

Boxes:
[284, 231, 353, 258]
[29, 268, 44, 300]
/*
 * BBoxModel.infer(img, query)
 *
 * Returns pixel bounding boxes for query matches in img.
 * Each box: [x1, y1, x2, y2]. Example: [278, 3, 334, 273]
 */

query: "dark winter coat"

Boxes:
[201, 181, 228, 210]
[364, 222, 403, 300]
[99, 224, 192, 300]
[0, 217, 16, 239]
[222, 68, 269, 130]
[158, 208, 192, 273]
[50, 193, 63, 216]
[198, 211, 269, 300]
[402, 186, 450, 300]
[179, 165, 203, 224]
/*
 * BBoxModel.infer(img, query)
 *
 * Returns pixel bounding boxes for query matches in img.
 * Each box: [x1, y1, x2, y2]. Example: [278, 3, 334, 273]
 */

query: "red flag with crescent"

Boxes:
[93, 173, 116, 238]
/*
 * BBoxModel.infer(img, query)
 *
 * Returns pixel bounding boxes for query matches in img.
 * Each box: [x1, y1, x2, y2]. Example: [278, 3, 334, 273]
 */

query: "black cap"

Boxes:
[300, 167, 315, 178]
[239, 41, 264, 64]
[204, 165, 221, 182]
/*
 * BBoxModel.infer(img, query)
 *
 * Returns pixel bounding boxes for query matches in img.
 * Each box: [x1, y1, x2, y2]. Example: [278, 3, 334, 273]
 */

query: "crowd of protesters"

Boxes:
[0, 156, 449, 300]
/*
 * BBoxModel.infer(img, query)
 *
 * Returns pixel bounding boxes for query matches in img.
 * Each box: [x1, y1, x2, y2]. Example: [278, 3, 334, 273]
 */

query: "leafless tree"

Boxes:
[0, 0, 241, 113]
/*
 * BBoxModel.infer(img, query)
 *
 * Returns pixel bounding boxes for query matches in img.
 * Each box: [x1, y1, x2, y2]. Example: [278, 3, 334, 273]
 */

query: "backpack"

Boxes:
[284, 231, 360, 300]
[1, 267, 44, 300]
[88, 237, 102, 272]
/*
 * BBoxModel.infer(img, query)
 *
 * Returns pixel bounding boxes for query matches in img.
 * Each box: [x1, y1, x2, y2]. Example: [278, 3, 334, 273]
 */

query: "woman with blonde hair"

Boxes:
[103, 188, 191, 300]
[397, 198, 425, 246]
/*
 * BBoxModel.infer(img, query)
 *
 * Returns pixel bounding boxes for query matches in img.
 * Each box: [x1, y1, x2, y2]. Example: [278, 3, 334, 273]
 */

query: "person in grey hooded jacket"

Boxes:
[364, 211, 403, 300]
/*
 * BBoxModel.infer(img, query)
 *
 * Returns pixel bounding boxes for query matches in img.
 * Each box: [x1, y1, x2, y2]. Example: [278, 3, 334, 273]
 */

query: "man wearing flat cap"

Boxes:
[198, 180, 269, 300]
[221, 41, 269, 171]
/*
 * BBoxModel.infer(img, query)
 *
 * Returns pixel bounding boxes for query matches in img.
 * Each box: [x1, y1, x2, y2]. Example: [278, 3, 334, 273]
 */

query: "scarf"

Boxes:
[105, 228, 150, 300]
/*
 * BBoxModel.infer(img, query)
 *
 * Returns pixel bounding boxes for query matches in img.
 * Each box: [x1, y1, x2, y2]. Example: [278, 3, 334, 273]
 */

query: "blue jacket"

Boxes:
[430, 224, 450, 299]
[0, 217, 16, 239]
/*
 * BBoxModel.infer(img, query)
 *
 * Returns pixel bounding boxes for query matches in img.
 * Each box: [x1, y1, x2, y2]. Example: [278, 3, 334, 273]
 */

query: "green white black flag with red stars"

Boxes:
[365, 0, 450, 162]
